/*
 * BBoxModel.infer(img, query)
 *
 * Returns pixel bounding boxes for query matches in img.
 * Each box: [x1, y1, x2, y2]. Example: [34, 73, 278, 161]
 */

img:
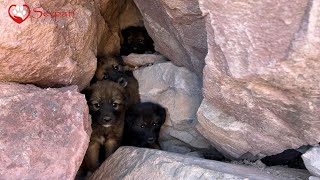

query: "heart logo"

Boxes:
[8, 4, 31, 24]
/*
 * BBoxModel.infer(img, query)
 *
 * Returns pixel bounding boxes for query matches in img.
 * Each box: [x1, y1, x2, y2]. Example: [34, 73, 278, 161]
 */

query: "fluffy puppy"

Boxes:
[92, 56, 128, 85]
[93, 56, 140, 107]
[83, 80, 127, 172]
[120, 26, 155, 56]
[122, 102, 166, 149]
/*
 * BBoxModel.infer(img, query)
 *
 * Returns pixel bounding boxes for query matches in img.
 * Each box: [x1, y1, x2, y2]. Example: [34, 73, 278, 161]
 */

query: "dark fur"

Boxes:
[83, 80, 127, 172]
[93, 56, 140, 107]
[122, 102, 166, 149]
[120, 26, 155, 56]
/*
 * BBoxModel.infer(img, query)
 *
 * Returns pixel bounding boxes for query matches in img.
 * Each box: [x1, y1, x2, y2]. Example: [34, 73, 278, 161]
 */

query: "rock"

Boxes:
[0, 82, 91, 179]
[309, 176, 320, 180]
[90, 147, 310, 180]
[133, 62, 211, 155]
[197, 0, 320, 158]
[302, 147, 320, 177]
[133, 0, 207, 76]
[122, 53, 167, 67]
[0, 1, 103, 90]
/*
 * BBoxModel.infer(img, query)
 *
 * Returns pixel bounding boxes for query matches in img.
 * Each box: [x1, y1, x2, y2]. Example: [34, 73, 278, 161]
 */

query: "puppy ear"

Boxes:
[114, 55, 124, 63]
[155, 105, 166, 124]
[125, 110, 136, 126]
[82, 85, 93, 102]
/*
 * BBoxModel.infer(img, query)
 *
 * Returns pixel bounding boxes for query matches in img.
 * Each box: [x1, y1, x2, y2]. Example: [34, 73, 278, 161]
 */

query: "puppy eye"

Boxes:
[93, 103, 100, 108]
[139, 39, 143, 43]
[153, 123, 158, 127]
[112, 103, 118, 108]
[113, 65, 119, 70]
[141, 125, 145, 128]
[103, 73, 110, 80]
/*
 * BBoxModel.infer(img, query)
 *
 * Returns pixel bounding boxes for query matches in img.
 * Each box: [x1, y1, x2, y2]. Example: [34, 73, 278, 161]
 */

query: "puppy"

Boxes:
[94, 56, 140, 107]
[122, 102, 166, 149]
[120, 26, 155, 56]
[83, 80, 127, 172]
[93, 56, 127, 85]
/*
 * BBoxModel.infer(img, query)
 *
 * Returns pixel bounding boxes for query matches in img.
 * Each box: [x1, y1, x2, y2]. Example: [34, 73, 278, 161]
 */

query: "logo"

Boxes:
[7, 2, 78, 24]
[8, 4, 30, 24]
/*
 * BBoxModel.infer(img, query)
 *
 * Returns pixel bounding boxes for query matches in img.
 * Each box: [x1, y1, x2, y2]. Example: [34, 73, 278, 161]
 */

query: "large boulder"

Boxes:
[133, 0, 207, 77]
[197, 0, 320, 158]
[90, 147, 310, 180]
[134, 62, 211, 155]
[0, 83, 91, 179]
[302, 147, 320, 177]
[0, 0, 103, 90]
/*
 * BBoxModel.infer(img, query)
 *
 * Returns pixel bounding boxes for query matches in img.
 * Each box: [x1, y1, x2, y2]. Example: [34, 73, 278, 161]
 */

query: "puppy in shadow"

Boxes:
[122, 102, 166, 149]
[120, 26, 155, 56]
[93, 56, 140, 108]
[82, 80, 127, 173]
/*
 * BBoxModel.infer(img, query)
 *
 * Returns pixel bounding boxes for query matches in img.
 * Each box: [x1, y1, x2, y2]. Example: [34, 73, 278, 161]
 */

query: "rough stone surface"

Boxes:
[0, 82, 91, 179]
[90, 147, 310, 180]
[0, 0, 103, 90]
[310, 176, 320, 180]
[302, 147, 320, 177]
[133, 62, 210, 155]
[197, 0, 320, 158]
[122, 53, 167, 67]
[133, 0, 207, 77]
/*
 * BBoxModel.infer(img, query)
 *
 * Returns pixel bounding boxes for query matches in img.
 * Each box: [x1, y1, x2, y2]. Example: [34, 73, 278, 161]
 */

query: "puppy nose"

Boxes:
[103, 116, 111, 122]
[147, 137, 154, 143]
[117, 77, 128, 87]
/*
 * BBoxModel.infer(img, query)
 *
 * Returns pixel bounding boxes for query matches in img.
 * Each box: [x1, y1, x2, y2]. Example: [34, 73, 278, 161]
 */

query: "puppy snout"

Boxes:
[118, 77, 128, 87]
[103, 116, 111, 122]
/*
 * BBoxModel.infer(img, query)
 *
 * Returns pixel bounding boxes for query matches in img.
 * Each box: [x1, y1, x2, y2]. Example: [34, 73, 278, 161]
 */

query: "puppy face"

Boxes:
[126, 31, 146, 54]
[94, 56, 128, 87]
[121, 26, 154, 55]
[125, 102, 166, 144]
[88, 81, 127, 127]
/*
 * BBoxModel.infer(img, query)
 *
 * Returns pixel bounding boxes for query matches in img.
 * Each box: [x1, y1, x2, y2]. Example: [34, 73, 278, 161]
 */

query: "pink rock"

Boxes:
[0, 82, 91, 179]
[197, 0, 320, 158]
[90, 147, 310, 180]
[133, 0, 207, 76]
[0, 1, 101, 90]
[122, 53, 167, 67]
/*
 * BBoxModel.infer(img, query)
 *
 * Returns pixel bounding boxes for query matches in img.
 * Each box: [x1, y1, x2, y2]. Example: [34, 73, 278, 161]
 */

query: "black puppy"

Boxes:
[120, 26, 155, 55]
[122, 102, 166, 149]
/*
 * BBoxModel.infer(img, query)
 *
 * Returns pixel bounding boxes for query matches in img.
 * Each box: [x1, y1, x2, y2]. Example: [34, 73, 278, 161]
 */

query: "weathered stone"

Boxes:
[0, 0, 103, 90]
[309, 176, 320, 180]
[90, 147, 310, 180]
[122, 53, 167, 67]
[134, 62, 210, 154]
[133, 0, 207, 76]
[197, 0, 320, 158]
[302, 147, 320, 177]
[0, 82, 91, 179]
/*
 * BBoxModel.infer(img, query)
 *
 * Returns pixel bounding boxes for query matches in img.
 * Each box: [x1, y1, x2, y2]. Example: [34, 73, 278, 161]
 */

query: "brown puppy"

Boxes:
[83, 80, 127, 172]
[120, 26, 155, 56]
[94, 56, 140, 107]
[94, 56, 128, 84]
